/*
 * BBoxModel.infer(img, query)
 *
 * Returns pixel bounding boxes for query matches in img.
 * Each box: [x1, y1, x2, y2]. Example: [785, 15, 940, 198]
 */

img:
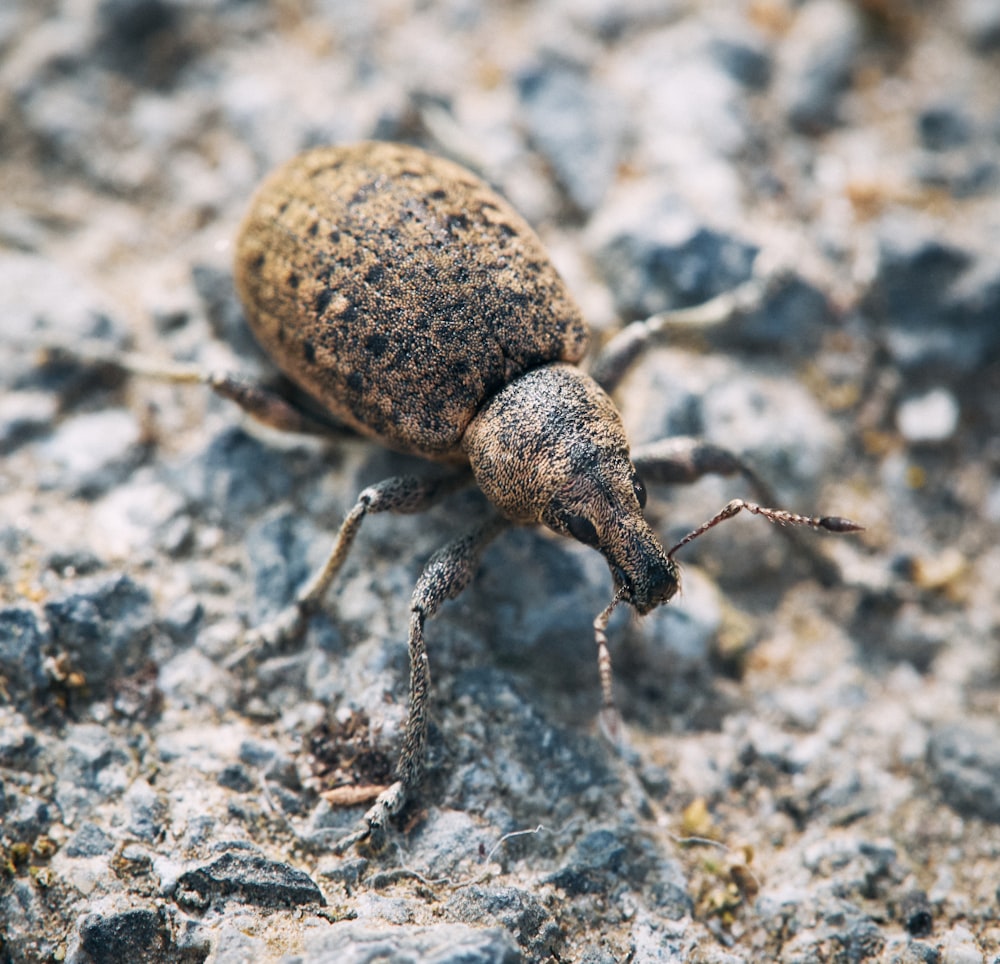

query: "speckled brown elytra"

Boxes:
[73, 142, 862, 851]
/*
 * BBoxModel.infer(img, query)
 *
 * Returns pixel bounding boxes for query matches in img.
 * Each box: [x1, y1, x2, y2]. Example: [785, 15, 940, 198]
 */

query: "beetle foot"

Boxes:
[236, 603, 310, 666]
[331, 780, 406, 855]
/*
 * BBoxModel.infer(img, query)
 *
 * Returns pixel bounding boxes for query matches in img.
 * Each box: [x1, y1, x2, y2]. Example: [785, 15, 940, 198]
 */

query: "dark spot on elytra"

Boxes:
[365, 332, 389, 356]
[329, 229, 341, 243]
[308, 222, 319, 237]
[250, 253, 265, 271]
[288, 272, 300, 289]
[365, 263, 385, 285]
[314, 288, 332, 315]
[303, 339, 316, 364]
[346, 371, 363, 392]
[430, 188, 447, 199]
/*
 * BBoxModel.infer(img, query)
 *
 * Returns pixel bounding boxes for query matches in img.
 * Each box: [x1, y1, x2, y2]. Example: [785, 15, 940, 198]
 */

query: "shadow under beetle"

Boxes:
[79, 142, 862, 851]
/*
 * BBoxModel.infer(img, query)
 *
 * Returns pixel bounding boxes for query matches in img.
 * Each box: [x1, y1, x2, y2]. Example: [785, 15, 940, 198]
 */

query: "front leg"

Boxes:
[242, 470, 475, 659]
[334, 513, 510, 854]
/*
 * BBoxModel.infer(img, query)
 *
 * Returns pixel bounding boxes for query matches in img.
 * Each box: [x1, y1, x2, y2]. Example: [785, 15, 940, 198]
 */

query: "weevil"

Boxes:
[66, 142, 861, 850]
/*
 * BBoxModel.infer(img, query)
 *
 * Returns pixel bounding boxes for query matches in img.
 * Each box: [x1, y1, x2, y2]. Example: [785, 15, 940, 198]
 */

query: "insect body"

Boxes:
[80, 142, 860, 850]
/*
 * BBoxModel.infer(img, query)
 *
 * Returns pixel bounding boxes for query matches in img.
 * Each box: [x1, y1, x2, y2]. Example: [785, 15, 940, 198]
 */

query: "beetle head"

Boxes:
[463, 363, 678, 613]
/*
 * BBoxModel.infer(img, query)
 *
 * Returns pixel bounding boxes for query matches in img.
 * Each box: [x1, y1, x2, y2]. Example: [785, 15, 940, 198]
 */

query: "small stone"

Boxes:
[246, 509, 319, 622]
[299, 920, 521, 964]
[174, 851, 325, 910]
[896, 388, 960, 443]
[940, 925, 986, 964]
[918, 104, 972, 152]
[0, 390, 58, 453]
[899, 889, 934, 938]
[0, 712, 40, 770]
[36, 408, 144, 498]
[546, 828, 628, 896]
[776, 0, 862, 133]
[44, 572, 156, 694]
[927, 719, 1000, 822]
[79, 906, 170, 964]
[179, 426, 296, 527]
[865, 214, 1000, 372]
[124, 778, 166, 842]
[958, 0, 1000, 50]
[0, 607, 50, 704]
[217, 763, 254, 793]
[517, 60, 624, 212]
[710, 33, 772, 89]
[446, 885, 560, 958]
[54, 723, 132, 823]
[64, 821, 115, 857]
[591, 188, 758, 320]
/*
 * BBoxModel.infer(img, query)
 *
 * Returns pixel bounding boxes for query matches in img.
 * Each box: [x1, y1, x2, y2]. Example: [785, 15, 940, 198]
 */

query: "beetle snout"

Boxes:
[607, 525, 680, 615]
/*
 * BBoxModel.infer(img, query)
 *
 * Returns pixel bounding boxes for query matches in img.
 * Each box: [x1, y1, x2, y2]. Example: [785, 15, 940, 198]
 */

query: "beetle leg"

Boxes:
[35, 343, 350, 436]
[588, 270, 781, 393]
[243, 471, 475, 654]
[335, 513, 510, 853]
[631, 437, 857, 586]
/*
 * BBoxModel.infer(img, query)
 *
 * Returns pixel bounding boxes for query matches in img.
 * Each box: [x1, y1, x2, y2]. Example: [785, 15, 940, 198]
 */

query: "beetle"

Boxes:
[69, 142, 861, 850]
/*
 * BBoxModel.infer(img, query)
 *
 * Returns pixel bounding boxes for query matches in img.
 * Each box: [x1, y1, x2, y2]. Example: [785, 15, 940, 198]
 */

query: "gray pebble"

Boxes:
[918, 103, 973, 152]
[124, 778, 167, 842]
[446, 668, 614, 824]
[865, 214, 1000, 372]
[0, 390, 59, 454]
[517, 59, 624, 212]
[0, 607, 50, 704]
[44, 573, 156, 693]
[776, 0, 862, 133]
[246, 509, 321, 622]
[896, 388, 960, 443]
[178, 426, 298, 526]
[53, 723, 132, 823]
[297, 921, 521, 964]
[927, 719, 1000, 822]
[710, 32, 772, 90]
[958, 0, 1000, 50]
[175, 851, 326, 911]
[445, 885, 560, 959]
[592, 191, 757, 319]
[36, 408, 144, 498]
[78, 906, 171, 964]
[64, 821, 116, 857]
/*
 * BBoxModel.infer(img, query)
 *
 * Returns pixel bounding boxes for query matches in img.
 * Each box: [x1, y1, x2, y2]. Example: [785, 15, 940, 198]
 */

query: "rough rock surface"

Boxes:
[2, 1, 999, 961]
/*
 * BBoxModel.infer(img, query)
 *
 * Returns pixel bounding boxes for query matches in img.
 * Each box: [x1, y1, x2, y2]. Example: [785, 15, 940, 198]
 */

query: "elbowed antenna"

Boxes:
[667, 498, 864, 560]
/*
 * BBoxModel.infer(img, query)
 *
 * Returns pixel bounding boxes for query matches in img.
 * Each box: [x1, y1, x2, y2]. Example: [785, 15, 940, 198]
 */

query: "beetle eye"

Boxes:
[566, 514, 599, 546]
[632, 472, 647, 509]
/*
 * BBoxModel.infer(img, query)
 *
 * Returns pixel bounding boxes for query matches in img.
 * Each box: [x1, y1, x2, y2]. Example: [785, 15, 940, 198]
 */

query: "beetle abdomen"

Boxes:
[234, 142, 589, 460]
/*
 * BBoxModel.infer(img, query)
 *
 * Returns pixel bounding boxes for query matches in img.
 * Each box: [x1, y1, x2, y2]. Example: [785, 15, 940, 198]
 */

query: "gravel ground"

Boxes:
[3, 1, 1000, 961]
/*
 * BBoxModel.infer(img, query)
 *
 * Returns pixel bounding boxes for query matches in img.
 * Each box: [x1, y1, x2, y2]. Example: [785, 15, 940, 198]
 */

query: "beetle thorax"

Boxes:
[461, 364, 624, 523]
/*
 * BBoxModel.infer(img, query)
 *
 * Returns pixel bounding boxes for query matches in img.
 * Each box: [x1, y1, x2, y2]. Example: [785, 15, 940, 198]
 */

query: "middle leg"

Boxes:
[631, 436, 851, 585]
